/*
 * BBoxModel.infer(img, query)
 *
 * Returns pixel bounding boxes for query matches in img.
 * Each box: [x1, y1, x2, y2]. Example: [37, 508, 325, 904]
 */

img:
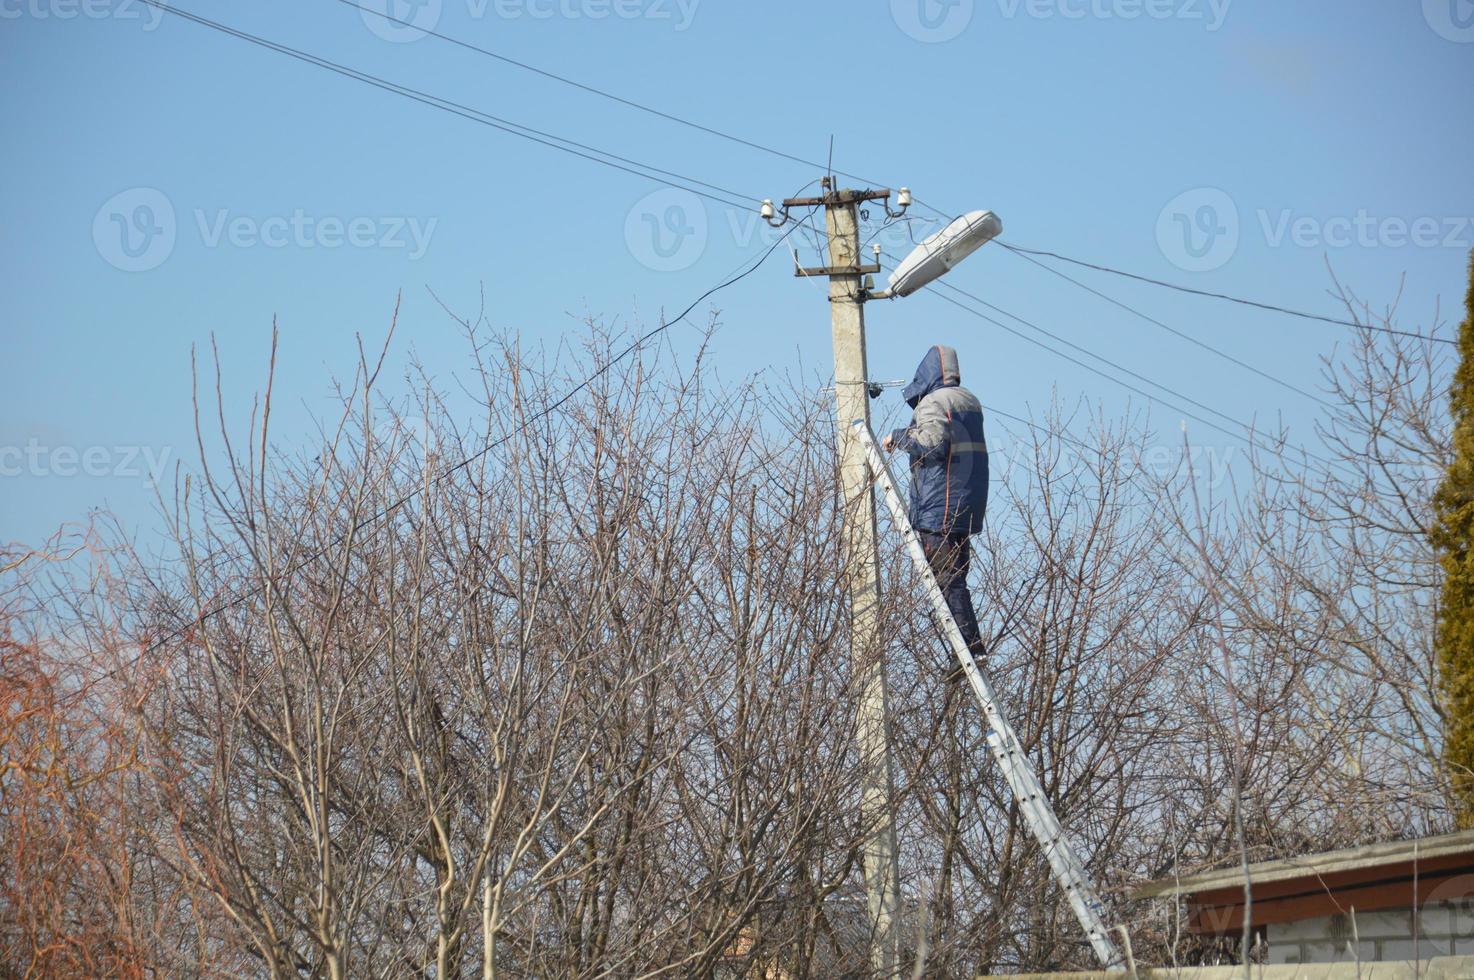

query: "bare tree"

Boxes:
[4, 283, 1457, 977]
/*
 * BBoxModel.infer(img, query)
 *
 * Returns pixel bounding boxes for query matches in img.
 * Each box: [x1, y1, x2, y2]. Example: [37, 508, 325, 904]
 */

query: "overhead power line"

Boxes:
[999, 243, 1453, 346]
[999, 245, 1334, 408]
[333, 0, 923, 206]
[878, 252, 1344, 472]
[934, 284, 1344, 473]
[930, 284, 1287, 458]
[335, 0, 1437, 354]
[137, 6, 1377, 477]
[140, 0, 762, 212]
[880, 250, 1245, 434]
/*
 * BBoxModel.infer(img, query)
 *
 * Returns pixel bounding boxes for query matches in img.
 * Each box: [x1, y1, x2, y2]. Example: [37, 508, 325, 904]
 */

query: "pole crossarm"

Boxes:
[782, 187, 892, 208]
[853, 419, 1127, 973]
[794, 262, 882, 278]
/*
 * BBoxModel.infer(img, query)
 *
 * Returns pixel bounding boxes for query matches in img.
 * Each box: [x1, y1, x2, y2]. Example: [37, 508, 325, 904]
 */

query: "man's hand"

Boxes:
[882, 432, 896, 452]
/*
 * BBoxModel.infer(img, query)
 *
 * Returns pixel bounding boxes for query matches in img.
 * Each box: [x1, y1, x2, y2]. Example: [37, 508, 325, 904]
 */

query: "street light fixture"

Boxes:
[873, 209, 1003, 299]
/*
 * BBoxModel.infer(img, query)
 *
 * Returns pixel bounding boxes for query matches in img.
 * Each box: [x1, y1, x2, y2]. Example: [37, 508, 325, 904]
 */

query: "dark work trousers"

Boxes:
[918, 530, 985, 659]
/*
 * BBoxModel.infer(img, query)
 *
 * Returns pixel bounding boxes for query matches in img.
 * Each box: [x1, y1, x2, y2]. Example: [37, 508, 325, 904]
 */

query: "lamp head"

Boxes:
[886, 210, 1002, 298]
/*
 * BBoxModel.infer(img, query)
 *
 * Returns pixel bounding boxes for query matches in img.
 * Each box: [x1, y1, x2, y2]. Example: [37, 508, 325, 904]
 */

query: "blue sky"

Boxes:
[3, 0, 1472, 550]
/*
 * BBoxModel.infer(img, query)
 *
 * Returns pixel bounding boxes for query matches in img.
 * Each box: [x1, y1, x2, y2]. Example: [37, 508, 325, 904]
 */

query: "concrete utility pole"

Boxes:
[785, 178, 901, 976]
[773, 186, 1125, 971]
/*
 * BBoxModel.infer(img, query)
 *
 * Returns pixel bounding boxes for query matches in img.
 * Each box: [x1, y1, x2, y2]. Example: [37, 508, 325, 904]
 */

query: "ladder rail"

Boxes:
[853, 420, 1126, 972]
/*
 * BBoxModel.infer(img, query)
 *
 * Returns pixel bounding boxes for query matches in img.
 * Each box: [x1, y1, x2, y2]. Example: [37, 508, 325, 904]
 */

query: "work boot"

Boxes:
[944, 642, 985, 684]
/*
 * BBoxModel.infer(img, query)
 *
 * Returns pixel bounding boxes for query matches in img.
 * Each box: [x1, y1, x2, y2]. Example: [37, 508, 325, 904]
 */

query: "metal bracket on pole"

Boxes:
[853, 420, 1127, 972]
[794, 262, 883, 278]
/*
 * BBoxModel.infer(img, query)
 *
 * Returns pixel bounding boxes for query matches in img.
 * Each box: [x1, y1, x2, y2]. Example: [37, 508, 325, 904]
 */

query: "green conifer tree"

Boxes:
[1432, 250, 1474, 827]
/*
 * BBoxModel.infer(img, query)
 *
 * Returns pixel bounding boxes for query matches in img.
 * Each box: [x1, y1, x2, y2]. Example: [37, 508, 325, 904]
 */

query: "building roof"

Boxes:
[1132, 830, 1474, 935]
[1135, 830, 1474, 898]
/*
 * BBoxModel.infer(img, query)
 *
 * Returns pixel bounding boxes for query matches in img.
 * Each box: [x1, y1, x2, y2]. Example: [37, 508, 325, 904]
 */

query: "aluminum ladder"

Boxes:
[854, 420, 1126, 972]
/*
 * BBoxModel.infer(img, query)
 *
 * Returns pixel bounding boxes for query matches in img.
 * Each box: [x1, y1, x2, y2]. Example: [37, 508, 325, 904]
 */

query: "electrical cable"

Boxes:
[879, 253, 1344, 472]
[140, 0, 762, 212]
[70, 220, 805, 702]
[929, 284, 1279, 455]
[999, 242, 1452, 346]
[334, 0, 1448, 353]
[111, 3, 1386, 651]
[999, 244, 1335, 408]
[332, 0, 926, 207]
[882, 251, 1255, 436]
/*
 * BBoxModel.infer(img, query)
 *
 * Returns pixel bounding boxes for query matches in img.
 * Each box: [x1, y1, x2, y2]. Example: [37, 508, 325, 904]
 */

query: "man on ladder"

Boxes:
[882, 344, 990, 670]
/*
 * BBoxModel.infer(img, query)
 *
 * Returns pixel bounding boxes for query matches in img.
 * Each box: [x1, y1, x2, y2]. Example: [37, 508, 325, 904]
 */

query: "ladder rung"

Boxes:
[852, 420, 1126, 973]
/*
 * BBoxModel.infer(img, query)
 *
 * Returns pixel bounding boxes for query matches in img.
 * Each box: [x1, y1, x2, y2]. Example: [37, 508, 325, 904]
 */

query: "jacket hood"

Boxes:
[902, 345, 961, 408]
